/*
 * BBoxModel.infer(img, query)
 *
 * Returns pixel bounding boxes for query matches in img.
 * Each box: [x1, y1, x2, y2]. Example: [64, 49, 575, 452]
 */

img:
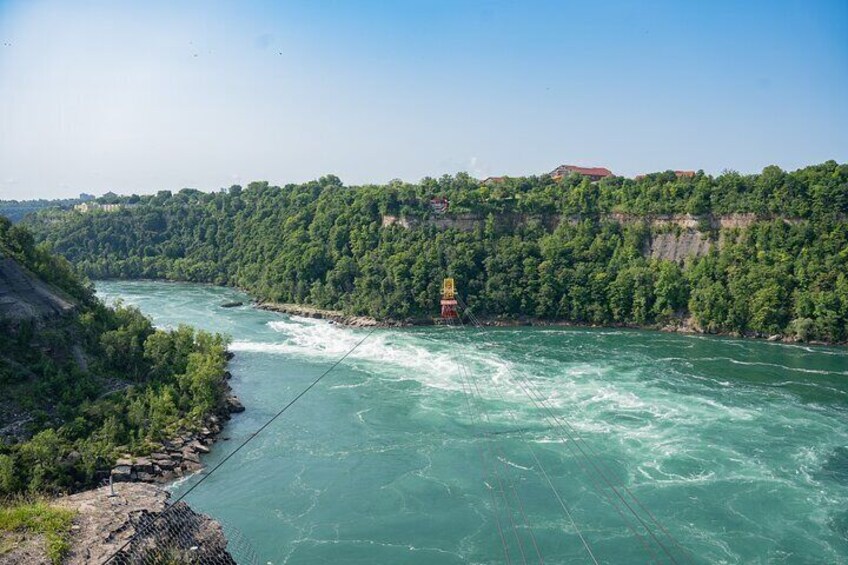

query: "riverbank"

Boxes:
[256, 300, 844, 347]
[0, 349, 247, 564]
[256, 301, 425, 328]
[89, 279, 848, 562]
[93, 279, 845, 346]
[108, 350, 246, 484]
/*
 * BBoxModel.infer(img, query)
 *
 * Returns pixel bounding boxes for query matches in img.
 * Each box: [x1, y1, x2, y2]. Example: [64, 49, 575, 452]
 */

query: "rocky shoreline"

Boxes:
[256, 301, 844, 347]
[5, 351, 248, 565]
[53, 482, 237, 565]
[100, 279, 842, 346]
[109, 350, 246, 485]
[256, 301, 427, 328]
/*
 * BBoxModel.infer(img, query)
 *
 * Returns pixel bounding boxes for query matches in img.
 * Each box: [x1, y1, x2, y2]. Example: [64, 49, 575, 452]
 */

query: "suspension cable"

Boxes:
[451, 328, 514, 563]
[451, 315, 596, 564]
[450, 319, 545, 564]
[102, 326, 379, 564]
[447, 315, 524, 563]
[456, 300, 663, 561]
[457, 297, 689, 564]
[414, 327, 601, 563]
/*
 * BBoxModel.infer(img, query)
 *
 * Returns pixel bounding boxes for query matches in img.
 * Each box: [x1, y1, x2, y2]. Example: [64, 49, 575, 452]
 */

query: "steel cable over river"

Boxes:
[97, 280, 848, 564]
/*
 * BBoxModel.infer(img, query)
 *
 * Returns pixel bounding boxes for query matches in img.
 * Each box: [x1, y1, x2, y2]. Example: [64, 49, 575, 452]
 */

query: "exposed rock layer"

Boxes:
[0, 255, 75, 323]
[55, 482, 235, 565]
[382, 212, 803, 262]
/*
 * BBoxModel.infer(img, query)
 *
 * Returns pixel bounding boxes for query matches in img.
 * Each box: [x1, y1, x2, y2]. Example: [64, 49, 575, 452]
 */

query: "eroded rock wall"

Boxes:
[380, 212, 792, 262]
[0, 256, 75, 323]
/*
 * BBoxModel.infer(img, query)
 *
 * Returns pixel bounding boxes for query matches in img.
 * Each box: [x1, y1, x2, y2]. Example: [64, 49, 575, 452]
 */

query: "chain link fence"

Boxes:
[98, 478, 260, 565]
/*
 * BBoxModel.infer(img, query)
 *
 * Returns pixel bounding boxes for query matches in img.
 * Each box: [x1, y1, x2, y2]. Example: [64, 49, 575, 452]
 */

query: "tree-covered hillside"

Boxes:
[0, 218, 231, 495]
[26, 161, 848, 342]
[0, 197, 90, 224]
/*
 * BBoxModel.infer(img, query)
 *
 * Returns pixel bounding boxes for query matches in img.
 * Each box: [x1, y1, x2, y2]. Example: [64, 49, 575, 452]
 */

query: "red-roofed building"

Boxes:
[550, 165, 613, 181]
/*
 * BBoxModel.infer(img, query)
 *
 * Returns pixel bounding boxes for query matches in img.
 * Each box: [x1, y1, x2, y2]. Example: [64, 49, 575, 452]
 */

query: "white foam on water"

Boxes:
[637, 462, 716, 485]
[231, 314, 842, 507]
[757, 341, 848, 356]
[496, 455, 533, 471]
[327, 381, 370, 390]
[661, 355, 848, 376]
[230, 316, 516, 396]
[724, 357, 848, 376]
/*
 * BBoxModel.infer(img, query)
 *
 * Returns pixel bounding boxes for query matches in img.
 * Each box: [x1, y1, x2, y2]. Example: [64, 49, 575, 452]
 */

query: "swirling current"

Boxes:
[96, 280, 848, 564]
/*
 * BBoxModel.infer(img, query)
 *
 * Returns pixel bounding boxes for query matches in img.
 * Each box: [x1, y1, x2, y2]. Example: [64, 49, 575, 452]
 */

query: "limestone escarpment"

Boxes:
[380, 212, 797, 262]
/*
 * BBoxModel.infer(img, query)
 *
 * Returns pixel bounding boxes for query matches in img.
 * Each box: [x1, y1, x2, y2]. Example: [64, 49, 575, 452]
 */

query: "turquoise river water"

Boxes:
[95, 280, 848, 564]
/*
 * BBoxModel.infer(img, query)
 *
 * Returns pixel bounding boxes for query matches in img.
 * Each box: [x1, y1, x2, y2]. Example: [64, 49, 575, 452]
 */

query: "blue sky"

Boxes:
[1, 0, 846, 198]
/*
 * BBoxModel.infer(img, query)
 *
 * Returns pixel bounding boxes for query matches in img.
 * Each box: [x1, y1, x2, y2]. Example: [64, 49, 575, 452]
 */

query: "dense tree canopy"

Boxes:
[0, 197, 87, 224]
[25, 161, 848, 342]
[0, 222, 230, 495]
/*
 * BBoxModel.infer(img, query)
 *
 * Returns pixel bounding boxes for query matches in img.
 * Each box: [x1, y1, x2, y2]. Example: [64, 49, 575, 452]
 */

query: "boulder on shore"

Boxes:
[102, 363, 246, 486]
[226, 395, 245, 413]
[111, 464, 132, 482]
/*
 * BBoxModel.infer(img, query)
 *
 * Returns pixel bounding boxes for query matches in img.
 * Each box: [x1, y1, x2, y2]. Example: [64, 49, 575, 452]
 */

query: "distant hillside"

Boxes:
[0, 218, 231, 496]
[26, 161, 848, 343]
[0, 196, 93, 224]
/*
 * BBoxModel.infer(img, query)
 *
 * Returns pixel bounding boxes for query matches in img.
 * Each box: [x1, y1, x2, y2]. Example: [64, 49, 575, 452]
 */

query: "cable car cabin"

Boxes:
[439, 277, 458, 321]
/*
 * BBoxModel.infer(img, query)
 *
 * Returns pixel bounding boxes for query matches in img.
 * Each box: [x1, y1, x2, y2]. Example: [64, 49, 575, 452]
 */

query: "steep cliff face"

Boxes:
[0, 254, 80, 442]
[380, 212, 794, 262]
[0, 254, 75, 323]
[647, 231, 713, 262]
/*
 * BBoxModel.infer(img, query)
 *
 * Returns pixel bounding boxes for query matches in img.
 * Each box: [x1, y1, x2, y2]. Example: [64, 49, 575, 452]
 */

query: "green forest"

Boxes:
[25, 161, 848, 343]
[0, 218, 230, 495]
[0, 197, 88, 224]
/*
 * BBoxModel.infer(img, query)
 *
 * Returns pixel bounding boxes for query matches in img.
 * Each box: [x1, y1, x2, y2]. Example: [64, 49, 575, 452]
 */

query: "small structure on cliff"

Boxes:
[430, 197, 449, 214]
